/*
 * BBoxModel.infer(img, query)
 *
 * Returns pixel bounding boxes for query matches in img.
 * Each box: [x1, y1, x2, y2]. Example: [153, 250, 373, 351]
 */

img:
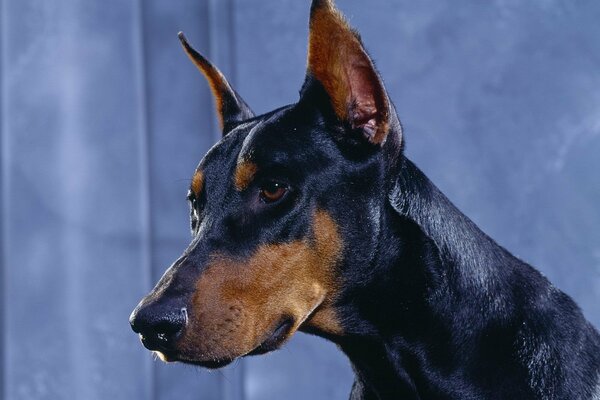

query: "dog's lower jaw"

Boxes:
[155, 303, 323, 369]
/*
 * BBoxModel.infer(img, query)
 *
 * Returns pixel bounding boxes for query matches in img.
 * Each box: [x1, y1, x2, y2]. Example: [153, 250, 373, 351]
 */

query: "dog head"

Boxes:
[130, 0, 403, 368]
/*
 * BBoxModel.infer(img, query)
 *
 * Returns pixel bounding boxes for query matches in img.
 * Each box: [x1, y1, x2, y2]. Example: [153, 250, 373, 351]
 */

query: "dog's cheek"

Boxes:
[178, 249, 304, 359]
[181, 266, 258, 359]
[179, 209, 344, 359]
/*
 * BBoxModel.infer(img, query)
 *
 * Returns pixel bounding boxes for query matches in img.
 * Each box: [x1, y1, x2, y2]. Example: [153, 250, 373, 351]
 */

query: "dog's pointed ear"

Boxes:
[303, 0, 391, 145]
[178, 32, 254, 134]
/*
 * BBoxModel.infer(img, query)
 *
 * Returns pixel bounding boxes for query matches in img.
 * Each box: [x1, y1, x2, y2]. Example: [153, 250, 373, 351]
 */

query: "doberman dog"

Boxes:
[130, 0, 600, 398]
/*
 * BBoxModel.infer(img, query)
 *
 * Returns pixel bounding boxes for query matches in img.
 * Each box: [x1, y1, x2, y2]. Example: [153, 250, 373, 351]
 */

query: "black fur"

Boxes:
[131, 3, 600, 399]
[299, 81, 600, 399]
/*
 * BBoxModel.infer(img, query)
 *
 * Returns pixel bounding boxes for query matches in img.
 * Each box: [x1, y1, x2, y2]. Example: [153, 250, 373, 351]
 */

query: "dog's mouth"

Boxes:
[247, 317, 295, 356]
[151, 317, 296, 369]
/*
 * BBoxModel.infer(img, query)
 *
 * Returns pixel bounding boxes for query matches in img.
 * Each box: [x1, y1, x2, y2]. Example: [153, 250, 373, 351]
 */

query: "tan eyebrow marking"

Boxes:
[234, 161, 258, 191]
[191, 170, 204, 196]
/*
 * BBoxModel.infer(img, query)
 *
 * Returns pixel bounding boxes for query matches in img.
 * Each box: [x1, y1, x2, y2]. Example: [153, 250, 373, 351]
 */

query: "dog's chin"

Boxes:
[152, 350, 235, 369]
[186, 357, 236, 369]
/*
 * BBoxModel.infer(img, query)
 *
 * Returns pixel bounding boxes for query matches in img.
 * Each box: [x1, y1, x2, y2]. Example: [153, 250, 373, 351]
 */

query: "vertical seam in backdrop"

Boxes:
[133, 0, 154, 399]
[208, 0, 220, 144]
[0, 0, 7, 396]
[208, 0, 246, 399]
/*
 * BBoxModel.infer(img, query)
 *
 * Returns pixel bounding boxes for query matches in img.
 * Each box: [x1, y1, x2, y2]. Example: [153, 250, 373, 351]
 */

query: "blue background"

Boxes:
[1, 0, 599, 399]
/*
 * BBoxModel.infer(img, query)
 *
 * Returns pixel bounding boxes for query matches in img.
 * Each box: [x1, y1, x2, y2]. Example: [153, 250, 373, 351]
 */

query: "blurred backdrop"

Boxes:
[1, 0, 600, 399]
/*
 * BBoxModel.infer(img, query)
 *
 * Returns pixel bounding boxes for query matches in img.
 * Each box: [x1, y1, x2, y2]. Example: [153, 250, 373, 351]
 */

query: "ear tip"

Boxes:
[311, 0, 335, 12]
[311, 0, 334, 6]
[177, 31, 188, 45]
[178, 31, 199, 57]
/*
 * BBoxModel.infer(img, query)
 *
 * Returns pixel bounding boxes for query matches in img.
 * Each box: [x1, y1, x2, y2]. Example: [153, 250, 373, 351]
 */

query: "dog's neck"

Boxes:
[332, 157, 525, 398]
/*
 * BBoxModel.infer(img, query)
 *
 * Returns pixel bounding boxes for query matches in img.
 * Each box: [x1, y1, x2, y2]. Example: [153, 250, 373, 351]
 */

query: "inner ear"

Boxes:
[346, 59, 389, 142]
[305, 0, 390, 145]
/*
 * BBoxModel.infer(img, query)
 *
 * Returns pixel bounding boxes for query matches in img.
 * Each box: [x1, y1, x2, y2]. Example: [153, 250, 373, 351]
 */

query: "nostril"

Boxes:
[153, 319, 183, 343]
[131, 306, 187, 350]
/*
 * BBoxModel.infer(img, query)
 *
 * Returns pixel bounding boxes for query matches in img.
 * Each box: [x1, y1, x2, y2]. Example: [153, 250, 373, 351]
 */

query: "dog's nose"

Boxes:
[129, 302, 187, 350]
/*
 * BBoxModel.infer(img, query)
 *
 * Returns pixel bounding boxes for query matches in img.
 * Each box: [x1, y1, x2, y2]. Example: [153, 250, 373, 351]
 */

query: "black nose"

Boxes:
[129, 302, 187, 351]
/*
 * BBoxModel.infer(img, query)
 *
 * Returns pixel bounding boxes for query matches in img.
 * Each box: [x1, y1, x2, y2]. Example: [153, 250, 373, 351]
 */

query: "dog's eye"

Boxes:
[259, 181, 288, 203]
[187, 192, 197, 210]
[187, 191, 200, 234]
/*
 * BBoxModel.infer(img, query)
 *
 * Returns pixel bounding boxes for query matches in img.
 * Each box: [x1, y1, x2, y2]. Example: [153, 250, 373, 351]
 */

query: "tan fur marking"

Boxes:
[234, 161, 258, 191]
[179, 210, 344, 361]
[307, 0, 390, 144]
[301, 209, 345, 335]
[191, 170, 204, 196]
[308, 1, 354, 120]
[303, 306, 344, 336]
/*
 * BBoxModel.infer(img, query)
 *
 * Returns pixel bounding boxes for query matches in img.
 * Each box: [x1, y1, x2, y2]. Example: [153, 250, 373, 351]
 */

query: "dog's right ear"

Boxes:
[301, 0, 396, 147]
[178, 32, 255, 134]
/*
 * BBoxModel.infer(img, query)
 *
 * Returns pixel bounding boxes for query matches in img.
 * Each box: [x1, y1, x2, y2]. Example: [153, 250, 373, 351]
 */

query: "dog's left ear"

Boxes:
[302, 0, 391, 145]
[178, 32, 254, 134]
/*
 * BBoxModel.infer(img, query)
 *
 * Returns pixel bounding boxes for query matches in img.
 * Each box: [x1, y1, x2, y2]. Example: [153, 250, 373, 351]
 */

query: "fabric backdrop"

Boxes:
[1, 0, 599, 399]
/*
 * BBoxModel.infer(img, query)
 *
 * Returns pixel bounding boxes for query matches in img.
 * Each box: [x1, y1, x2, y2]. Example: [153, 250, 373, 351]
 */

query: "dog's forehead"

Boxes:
[200, 120, 257, 168]
[236, 105, 309, 161]
[200, 104, 314, 171]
